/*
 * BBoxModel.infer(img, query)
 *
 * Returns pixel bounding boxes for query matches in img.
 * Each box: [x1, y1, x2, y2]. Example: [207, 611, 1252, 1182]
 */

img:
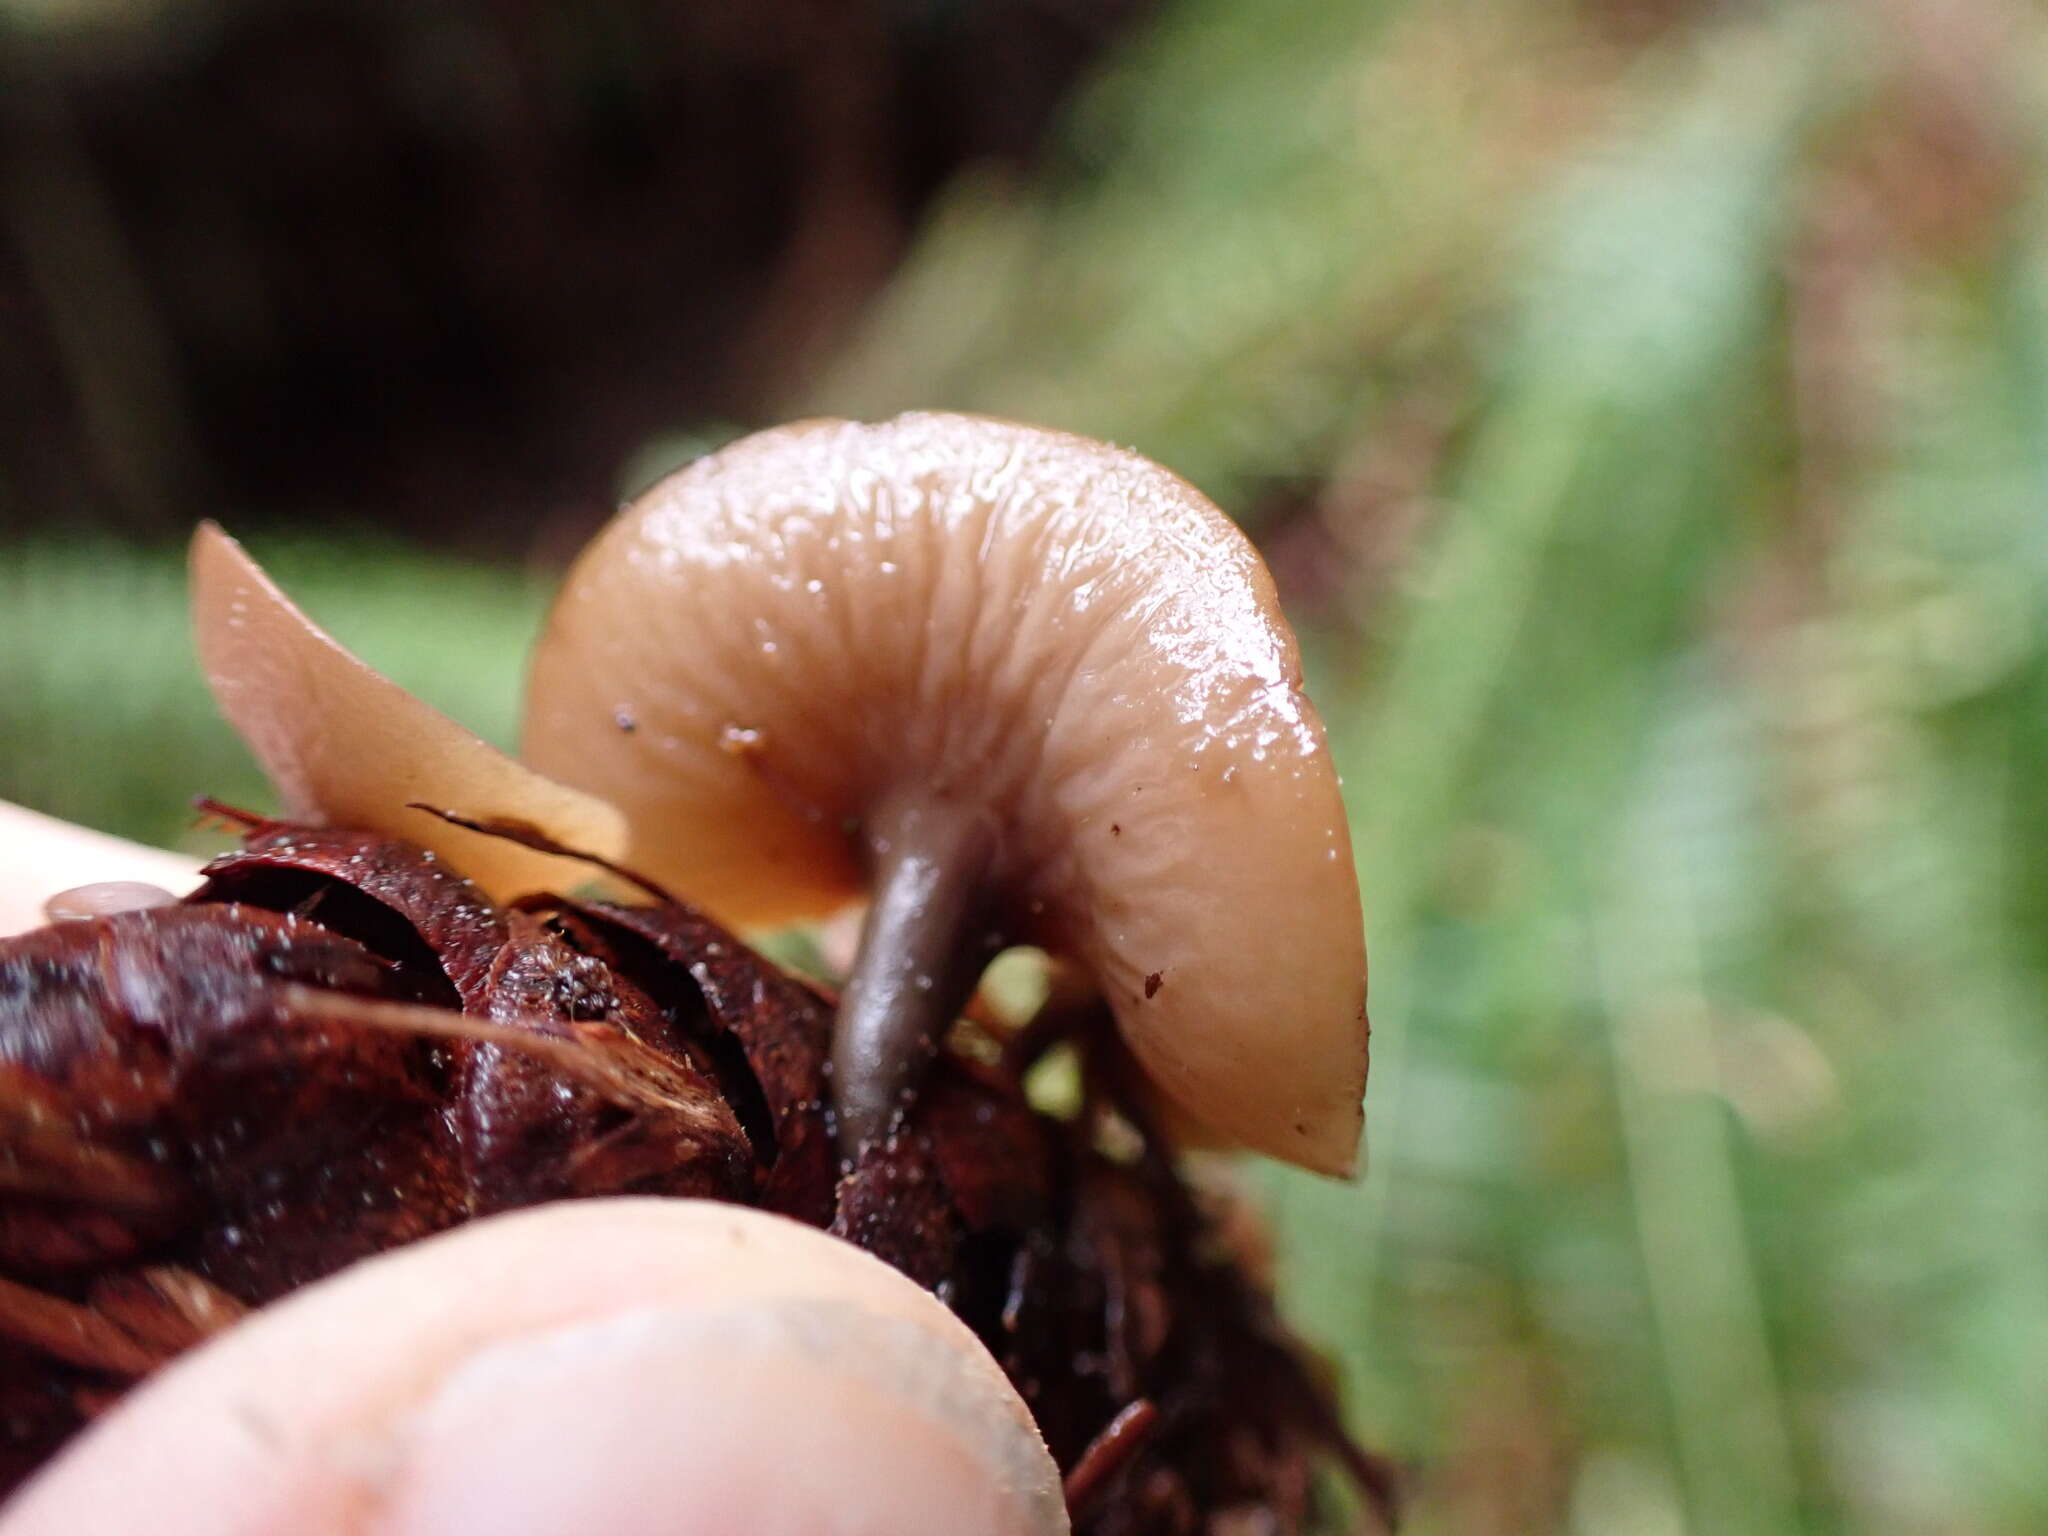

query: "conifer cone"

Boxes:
[0, 812, 1394, 1532]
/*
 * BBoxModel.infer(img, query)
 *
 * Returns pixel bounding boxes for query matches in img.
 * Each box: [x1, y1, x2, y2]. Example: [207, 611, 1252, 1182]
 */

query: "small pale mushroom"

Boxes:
[42, 882, 181, 923]
[524, 413, 1368, 1174]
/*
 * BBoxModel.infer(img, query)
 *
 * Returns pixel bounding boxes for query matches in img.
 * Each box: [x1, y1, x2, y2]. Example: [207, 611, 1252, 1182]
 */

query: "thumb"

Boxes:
[0, 1199, 1068, 1536]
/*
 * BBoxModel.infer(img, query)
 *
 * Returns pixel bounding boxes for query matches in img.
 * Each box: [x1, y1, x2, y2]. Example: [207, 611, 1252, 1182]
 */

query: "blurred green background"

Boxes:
[6, 1, 2048, 1530]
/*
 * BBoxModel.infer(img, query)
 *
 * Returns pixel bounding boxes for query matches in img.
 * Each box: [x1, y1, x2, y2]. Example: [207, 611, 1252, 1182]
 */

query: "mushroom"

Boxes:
[189, 523, 628, 899]
[524, 413, 1368, 1174]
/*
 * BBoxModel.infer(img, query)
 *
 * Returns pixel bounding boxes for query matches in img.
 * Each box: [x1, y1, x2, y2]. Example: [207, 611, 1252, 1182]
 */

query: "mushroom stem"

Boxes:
[833, 798, 999, 1157]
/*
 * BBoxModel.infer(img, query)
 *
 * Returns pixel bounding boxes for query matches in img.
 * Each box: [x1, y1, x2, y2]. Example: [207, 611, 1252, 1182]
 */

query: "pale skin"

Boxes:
[0, 801, 1065, 1536]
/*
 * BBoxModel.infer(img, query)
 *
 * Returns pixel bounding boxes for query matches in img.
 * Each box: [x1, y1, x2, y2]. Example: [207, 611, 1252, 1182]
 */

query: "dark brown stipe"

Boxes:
[831, 798, 998, 1157]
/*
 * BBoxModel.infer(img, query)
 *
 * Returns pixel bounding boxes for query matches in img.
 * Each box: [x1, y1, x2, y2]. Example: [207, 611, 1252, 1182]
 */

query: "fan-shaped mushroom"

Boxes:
[525, 414, 1368, 1175]
[189, 523, 628, 900]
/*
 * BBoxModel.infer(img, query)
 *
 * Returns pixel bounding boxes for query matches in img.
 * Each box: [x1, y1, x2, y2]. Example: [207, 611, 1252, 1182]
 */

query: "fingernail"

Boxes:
[374, 1298, 1068, 1536]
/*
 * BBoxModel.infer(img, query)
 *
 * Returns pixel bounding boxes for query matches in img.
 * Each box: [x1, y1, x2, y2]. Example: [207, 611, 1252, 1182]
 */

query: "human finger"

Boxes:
[0, 1198, 1067, 1536]
[0, 801, 201, 938]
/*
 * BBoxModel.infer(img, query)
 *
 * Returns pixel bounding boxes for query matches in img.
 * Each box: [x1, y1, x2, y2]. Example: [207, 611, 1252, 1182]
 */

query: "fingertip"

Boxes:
[0, 1201, 1066, 1536]
[381, 1297, 1055, 1535]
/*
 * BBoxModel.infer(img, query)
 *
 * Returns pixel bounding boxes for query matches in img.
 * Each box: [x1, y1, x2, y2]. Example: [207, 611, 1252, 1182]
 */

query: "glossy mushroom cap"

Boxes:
[525, 413, 1368, 1175]
[190, 523, 628, 899]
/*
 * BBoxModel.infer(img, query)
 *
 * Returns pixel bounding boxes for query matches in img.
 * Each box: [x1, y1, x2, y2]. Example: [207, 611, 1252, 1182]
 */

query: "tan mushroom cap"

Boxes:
[525, 413, 1368, 1176]
[189, 522, 629, 899]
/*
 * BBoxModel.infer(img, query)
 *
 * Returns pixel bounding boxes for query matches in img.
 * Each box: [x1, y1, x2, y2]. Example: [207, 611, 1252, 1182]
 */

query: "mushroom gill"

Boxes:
[524, 414, 1369, 1175]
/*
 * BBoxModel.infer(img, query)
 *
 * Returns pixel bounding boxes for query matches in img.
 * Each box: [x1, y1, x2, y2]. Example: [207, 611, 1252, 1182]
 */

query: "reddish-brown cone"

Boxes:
[0, 814, 1393, 1532]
